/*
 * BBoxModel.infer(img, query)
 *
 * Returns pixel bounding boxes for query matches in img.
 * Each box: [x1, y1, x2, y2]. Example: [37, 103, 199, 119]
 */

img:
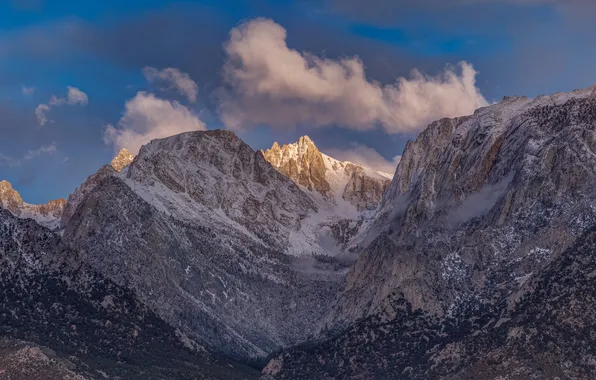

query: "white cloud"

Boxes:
[324, 144, 401, 175]
[67, 86, 88, 105]
[35, 104, 50, 126]
[21, 86, 35, 96]
[219, 18, 488, 133]
[24, 142, 58, 160]
[104, 91, 206, 154]
[35, 86, 88, 125]
[49, 95, 66, 106]
[143, 67, 199, 103]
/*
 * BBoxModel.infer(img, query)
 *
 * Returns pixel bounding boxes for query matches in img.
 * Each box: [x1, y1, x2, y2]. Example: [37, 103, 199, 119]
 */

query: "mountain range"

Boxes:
[2, 85, 596, 379]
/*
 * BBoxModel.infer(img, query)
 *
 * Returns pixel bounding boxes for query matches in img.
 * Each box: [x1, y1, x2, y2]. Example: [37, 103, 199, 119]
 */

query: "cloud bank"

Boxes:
[219, 18, 488, 133]
[104, 92, 206, 154]
[325, 144, 401, 175]
[143, 67, 199, 103]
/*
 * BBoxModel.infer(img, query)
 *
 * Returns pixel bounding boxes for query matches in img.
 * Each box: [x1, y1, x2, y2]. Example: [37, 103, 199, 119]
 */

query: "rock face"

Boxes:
[0, 209, 259, 379]
[61, 165, 117, 228]
[341, 162, 391, 212]
[263, 136, 331, 197]
[62, 130, 344, 360]
[61, 149, 136, 228]
[0, 338, 89, 380]
[0, 180, 65, 230]
[265, 86, 596, 378]
[111, 148, 135, 172]
[263, 136, 391, 212]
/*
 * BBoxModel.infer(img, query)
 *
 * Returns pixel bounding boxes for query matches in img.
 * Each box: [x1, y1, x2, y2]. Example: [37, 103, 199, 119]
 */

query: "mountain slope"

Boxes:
[0, 208, 259, 379]
[0, 180, 65, 230]
[62, 130, 344, 360]
[61, 149, 135, 228]
[264, 86, 596, 378]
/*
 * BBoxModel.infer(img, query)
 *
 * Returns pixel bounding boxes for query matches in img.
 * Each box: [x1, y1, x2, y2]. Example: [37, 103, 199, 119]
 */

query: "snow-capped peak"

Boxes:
[262, 136, 391, 212]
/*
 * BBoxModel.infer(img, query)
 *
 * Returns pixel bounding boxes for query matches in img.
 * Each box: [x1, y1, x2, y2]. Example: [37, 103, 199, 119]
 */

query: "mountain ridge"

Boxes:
[61, 130, 345, 361]
[0, 180, 66, 230]
[3, 85, 596, 379]
[263, 84, 596, 379]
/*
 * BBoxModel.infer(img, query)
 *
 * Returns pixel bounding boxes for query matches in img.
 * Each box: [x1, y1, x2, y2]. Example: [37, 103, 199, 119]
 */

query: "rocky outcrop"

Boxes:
[265, 86, 596, 378]
[0, 209, 259, 379]
[263, 136, 391, 212]
[61, 149, 137, 228]
[342, 162, 391, 212]
[0, 339, 89, 380]
[110, 148, 135, 172]
[0, 180, 65, 230]
[63, 130, 343, 361]
[263, 136, 331, 197]
[60, 165, 116, 228]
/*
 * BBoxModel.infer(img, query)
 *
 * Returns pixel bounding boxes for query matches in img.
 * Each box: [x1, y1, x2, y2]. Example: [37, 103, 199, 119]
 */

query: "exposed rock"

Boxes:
[342, 162, 391, 212]
[61, 165, 116, 228]
[263, 136, 391, 212]
[63, 130, 343, 360]
[0, 180, 65, 230]
[265, 86, 596, 378]
[263, 136, 331, 197]
[62, 149, 138, 228]
[0, 338, 89, 380]
[111, 148, 135, 172]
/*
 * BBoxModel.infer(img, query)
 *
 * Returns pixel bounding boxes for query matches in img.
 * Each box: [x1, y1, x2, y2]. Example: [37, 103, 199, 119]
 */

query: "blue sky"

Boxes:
[1, 0, 595, 203]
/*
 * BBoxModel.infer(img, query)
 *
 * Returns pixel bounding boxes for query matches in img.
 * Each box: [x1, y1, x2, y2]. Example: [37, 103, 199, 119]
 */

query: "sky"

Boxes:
[0, 0, 595, 203]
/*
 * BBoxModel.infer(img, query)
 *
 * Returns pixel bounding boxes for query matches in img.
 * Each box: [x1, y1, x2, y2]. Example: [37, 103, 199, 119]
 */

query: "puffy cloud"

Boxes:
[67, 86, 88, 105]
[24, 142, 57, 160]
[35, 86, 88, 126]
[324, 144, 401, 176]
[143, 67, 199, 103]
[104, 91, 206, 154]
[219, 19, 488, 133]
[34, 103, 50, 126]
[21, 86, 35, 96]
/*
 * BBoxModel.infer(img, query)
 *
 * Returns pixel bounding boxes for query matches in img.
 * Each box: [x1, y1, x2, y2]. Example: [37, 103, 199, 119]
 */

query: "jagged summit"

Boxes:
[110, 148, 135, 172]
[0, 179, 65, 230]
[0, 180, 23, 209]
[263, 136, 391, 212]
[263, 135, 331, 197]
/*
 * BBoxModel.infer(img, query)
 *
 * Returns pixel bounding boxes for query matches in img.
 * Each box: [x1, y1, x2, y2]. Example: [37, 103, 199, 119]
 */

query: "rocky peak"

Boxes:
[263, 135, 331, 197]
[0, 180, 65, 230]
[0, 180, 24, 211]
[263, 136, 391, 211]
[110, 148, 135, 172]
